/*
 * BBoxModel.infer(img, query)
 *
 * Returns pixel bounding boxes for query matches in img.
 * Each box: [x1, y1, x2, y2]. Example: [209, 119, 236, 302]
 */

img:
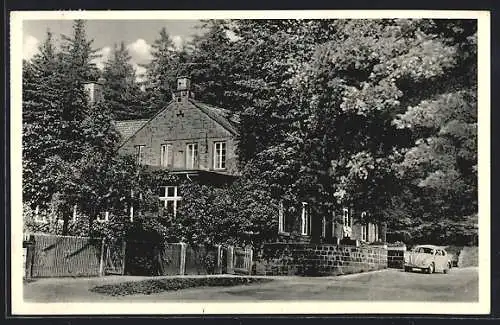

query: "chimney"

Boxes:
[84, 78, 104, 106]
[173, 76, 191, 103]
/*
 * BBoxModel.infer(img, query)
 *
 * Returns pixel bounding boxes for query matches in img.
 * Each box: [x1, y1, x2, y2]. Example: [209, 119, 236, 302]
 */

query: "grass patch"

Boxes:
[90, 277, 274, 296]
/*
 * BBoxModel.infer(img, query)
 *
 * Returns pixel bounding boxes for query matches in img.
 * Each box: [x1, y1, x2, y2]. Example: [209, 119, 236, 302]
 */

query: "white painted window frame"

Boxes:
[159, 186, 182, 218]
[129, 189, 135, 222]
[213, 141, 227, 170]
[186, 143, 198, 169]
[301, 202, 310, 236]
[361, 224, 367, 242]
[97, 211, 110, 223]
[278, 200, 285, 233]
[33, 205, 47, 223]
[342, 208, 350, 227]
[71, 205, 78, 222]
[135, 145, 145, 165]
[321, 216, 326, 238]
[160, 144, 173, 168]
[331, 211, 336, 238]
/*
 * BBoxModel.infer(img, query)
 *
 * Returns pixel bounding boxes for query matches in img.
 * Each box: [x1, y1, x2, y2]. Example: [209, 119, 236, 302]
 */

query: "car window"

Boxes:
[414, 247, 434, 254]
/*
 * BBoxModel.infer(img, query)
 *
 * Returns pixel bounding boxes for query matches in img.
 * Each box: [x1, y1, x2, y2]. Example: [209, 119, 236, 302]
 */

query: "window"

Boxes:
[97, 211, 109, 223]
[72, 205, 78, 222]
[331, 212, 336, 238]
[278, 201, 285, 233]
[343, 208, 351, 227]
[33, 205, 46, 223]
[186, 143, 198, 169]
[361, 224, 368, 242]
[360, 211, 367, 241]
[374, 223, 379, 242]
[159, 186, 182, 218]
[160, 144, 173, 168]
[301, 202, 311, 235]
[135, 145, 145, 165]
[322, 216, 326, 238]
[213, 142, 226, 169]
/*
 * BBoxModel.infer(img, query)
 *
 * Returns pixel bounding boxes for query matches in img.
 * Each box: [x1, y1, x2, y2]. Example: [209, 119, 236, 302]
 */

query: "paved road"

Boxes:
[24, 267, 478, 302]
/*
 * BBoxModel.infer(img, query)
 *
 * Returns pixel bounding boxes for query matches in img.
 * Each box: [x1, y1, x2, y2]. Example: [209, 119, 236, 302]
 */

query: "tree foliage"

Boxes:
[22, 19, 478, 246]
[102, 42, 145, 120]
[142, 27, 180, 117]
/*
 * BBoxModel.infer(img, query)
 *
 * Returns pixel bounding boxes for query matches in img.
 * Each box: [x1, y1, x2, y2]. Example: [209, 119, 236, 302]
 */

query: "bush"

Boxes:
[90, 277, 273, 296]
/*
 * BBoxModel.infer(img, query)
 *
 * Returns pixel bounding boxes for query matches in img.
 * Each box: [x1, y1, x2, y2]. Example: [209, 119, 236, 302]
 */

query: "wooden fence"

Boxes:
[24, 233, 253, 278]
[25, 234, 104, 278]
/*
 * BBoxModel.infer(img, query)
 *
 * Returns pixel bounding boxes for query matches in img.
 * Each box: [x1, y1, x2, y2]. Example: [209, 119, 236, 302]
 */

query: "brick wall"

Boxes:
[119, 100, 238, 175]
[253, 243, 387, 276]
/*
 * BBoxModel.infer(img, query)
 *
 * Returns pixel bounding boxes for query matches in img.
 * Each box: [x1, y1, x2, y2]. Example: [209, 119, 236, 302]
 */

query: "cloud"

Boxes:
[23, 35, 40, 61]
[131, 62, 147, 83]
[127, 38, 152, 64]
[91, 46, 112, 70]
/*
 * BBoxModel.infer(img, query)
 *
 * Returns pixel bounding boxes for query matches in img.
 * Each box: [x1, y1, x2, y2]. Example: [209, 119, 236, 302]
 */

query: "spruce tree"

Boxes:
[58, 19, 100, 162]
[142, 27, 179, 116]
[22, 31, 64, 208]
[102, 42, 145, 120]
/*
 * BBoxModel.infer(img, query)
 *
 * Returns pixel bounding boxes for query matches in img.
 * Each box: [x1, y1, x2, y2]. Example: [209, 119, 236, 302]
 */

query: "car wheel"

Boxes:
[427, 263, 434, 274]
[444, 263, 451, 274]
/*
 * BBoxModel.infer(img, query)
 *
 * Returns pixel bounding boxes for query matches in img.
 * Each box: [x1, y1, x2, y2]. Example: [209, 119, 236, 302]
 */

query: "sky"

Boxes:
[23, 20, 205, 80]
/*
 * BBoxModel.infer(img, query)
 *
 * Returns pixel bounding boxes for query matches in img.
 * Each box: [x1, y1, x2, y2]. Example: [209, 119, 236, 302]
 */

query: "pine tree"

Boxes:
[102, 42, 145, 120]
[58, 20, 100, 162]
[22, 31, 65, 208]
[187, 20, 234, 108]
[142, 27, 179, 116]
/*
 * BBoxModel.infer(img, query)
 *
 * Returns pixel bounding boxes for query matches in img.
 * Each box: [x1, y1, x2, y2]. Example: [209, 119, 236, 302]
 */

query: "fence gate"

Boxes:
[233, 247, 253, 275]
[104, 240, 126, 275]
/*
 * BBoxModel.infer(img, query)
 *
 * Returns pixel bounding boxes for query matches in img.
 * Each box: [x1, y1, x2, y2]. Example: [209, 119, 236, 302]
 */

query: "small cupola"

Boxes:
[173, 76, 192, 103]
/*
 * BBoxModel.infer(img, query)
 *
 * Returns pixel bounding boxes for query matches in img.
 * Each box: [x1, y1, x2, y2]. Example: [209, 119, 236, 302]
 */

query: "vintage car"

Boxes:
[404, 244, 452, 274]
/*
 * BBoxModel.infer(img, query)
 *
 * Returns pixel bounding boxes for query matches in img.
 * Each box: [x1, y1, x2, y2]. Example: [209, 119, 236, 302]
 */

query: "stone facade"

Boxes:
[253, 243, 388, 276]
[387, 246, 407, 269]
[118, 79, 239, 177]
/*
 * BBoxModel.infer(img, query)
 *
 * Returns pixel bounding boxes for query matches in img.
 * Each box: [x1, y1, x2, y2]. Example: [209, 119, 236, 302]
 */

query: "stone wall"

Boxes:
[253, 243, 387, 276]
[119, 100, 238, 175]
[387, 246, 406, 269]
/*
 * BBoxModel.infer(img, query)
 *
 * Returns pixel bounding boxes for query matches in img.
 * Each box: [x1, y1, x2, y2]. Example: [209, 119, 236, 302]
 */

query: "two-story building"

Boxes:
[92, 77, 385, 245]
[114, 77, 239, 218]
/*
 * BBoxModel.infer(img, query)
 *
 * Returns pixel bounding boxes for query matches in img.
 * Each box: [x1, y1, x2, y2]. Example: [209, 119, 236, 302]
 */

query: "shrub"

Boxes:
[90, 277, 273, 296]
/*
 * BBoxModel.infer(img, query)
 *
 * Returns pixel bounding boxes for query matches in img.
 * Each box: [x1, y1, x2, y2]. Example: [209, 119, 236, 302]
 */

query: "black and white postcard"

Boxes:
[9, 10, 491, 315]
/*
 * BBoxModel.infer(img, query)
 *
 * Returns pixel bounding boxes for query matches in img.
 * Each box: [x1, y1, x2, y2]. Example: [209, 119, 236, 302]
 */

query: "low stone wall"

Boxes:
[253, 243, 387, 276]
[387, 246, 406, 269]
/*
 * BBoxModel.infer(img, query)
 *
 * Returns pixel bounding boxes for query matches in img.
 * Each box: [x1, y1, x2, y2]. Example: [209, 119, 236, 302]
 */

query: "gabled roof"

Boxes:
[115, 100, 239, 147]
[190, 100, 239, 135]
[114, 119, 149, 144]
